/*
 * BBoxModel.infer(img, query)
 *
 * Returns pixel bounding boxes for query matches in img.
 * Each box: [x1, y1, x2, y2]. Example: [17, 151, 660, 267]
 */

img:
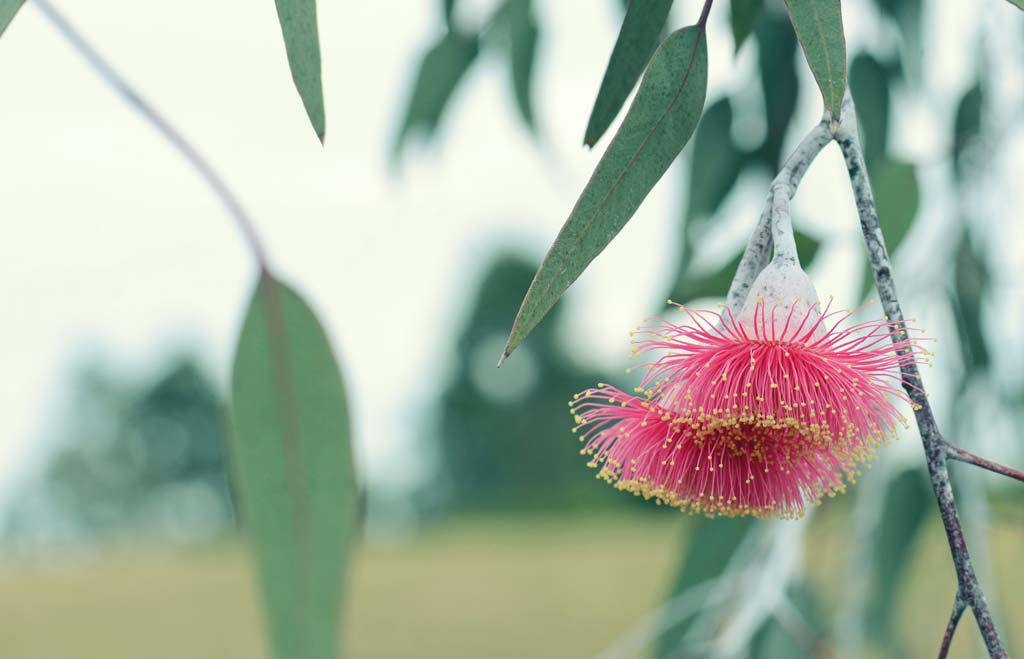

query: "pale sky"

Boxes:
[0, 0, 1021, 514]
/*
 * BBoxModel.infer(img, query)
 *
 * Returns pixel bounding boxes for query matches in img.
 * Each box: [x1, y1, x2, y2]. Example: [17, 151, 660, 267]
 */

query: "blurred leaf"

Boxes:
[230, 275, 357, 659]
[274, 0, 326, 142]
[686, 98, 743, 223]
[442, 0, 456, 25]
[670, 230, 820, 303]
[1004, 0, 1023, 9]
[498, 0, 539, 129]
[654, 518, 757, 658]
[784, 0, 846, 119]
[503, 26, 707, 363]
[860, 159, 918, 300]
[393, 29, 480, 160]
[756, 13, 799, 170]
[730, 0, 764, 52]
[583, 0, 674, 147]
[953, 232, 991, 371]
[953, 81, 983, 182]
[864, 468, 930, 653]
[849, 53, 890, 167]
[750, 582, 829, 658]
[0, 0, 24, 37]
[873, 0, 922, 81]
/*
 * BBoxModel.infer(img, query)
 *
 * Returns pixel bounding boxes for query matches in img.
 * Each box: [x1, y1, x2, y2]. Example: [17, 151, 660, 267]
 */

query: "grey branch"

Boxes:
[945, 442, 1024, 484]
[833, 90, 1008, 659]
[938, 591, 967, 659]
[726, 118, 832, 309]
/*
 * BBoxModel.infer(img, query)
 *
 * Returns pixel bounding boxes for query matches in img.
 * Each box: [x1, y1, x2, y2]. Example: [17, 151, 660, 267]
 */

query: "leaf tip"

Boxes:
[496, 350, 509, 369]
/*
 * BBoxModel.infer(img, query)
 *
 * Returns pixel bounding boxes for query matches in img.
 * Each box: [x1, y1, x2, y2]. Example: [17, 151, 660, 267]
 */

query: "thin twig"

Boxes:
[833, 91, 1007, 659]
[726, 118, 832, 310]
[945, 443, 1024, 484]
[31, 0, 270, 271]
[696, 0, 714, 29]
[938, 592, 967, 659]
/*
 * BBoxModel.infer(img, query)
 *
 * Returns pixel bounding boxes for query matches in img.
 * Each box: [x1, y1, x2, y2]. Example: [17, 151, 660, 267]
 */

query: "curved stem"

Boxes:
[834, 91, 1007, 658]
[945, 443, 1024, 484]
[938, 592, 967, 659]
[32, 0, 270, 272]
[726, 118, 832, 309]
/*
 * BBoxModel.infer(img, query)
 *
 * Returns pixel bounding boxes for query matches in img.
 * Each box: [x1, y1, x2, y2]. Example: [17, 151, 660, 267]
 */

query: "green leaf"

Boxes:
[952, 231, 990, 371]
[500, 0, 539, 129]
[274, 0, 326, 142]
[849, 53, 891, 167]
[230, 275, 357, 659]
[864, 468, 930, 654]
[0, 0, 25, 37]
[859, 158, 918, 300]
[503, 25, 708, 363]
[756, 13, 799, 170]
[750, 581, 829, 658]
[1004, 0, 1023, 9]
[953, 81, 983, 183]
[442, 0, 456, 25]
[784, 0, 846, 119]
[583, 0, 674, 147]
[654, 517, 758, 659]
[686, 98, 743, 223]
[730, 0, 764, 52]
[392, 29, 480, 161]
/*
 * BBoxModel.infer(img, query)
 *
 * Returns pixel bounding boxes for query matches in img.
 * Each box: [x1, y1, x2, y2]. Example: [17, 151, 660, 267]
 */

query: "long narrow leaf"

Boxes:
[784, 0, 846, 119]
[274, 0, 326, 142]
[0, 0, 25, 37]
[502, 25, 707, 364]
[583, 0, 674, 147]
[230, 275, 357, 659]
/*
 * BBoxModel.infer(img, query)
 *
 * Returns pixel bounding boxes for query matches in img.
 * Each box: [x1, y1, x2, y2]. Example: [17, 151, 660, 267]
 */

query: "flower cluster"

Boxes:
[569, 270, 928, 519]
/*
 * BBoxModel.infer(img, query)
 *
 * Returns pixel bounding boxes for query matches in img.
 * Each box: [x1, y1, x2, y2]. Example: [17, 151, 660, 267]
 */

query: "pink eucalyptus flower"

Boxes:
[570, 266, 928, 519]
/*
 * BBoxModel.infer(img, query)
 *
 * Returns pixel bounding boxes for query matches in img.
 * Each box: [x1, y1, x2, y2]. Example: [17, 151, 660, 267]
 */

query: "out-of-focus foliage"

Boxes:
[432, 254, 624, 511]
[230, 276, 357, 659]
[0, 0, 23, 37]
[730, 0, 764, 52]
[654, 517, 756, 658]
[503, 25, 707, 362]
[749, 581, 830, 658]
[2, 354, 235, 546]
[393, 26, 480, 160]
[863, 468, 932, 657]
[784, 0, 846, 118]
[273, 0, 326, 142]
[583, 0, 674, 147]
[756, 12, 799, 171]
[494, 0, 539, 129]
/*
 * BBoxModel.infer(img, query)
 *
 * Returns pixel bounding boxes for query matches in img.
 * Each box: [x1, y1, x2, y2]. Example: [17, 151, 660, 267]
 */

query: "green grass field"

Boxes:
[0, 512, 1020, 658]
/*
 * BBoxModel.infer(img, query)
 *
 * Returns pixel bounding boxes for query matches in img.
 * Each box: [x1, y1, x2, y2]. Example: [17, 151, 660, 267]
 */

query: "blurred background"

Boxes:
[1, 0, 1022, 657]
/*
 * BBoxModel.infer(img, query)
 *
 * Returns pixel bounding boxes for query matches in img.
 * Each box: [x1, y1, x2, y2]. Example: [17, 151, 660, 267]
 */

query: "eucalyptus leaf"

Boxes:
[953, 232, 991, 371]
[860, 159, 918, 300]
[0, 0, 25, 37]
[849, 53, 891, 167]
[503, 25, 708, 363]
[784, 0, 846, 119]
[500, 0, 539, 129]
[393, 29, 480, 160]
[274, 0, 326, 142]
[756, 13, 799, 170]
[230, 275, 357, 659]
[583, 0, 674, 147]
[1004, 0, 1023, 9]
[654, 517, 758, 659]
[864, 468, 930, 655]
[730, 0, 764, 53]
[686, 97, 743, 223]
[953, 81, 983, 183]
[750, 581, 829, 658]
